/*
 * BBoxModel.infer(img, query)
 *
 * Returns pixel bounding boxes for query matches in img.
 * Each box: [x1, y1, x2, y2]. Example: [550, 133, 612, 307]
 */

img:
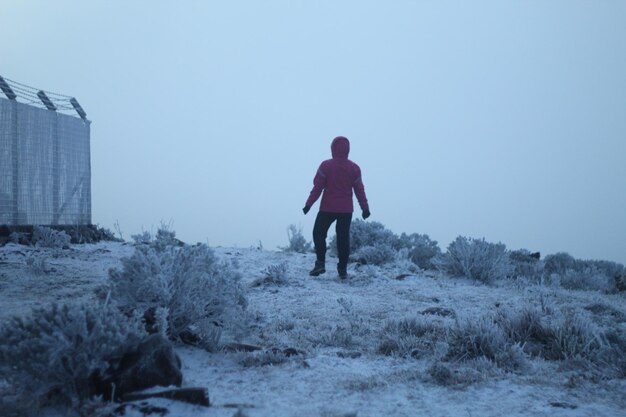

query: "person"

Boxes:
[302, 136, 370, 279]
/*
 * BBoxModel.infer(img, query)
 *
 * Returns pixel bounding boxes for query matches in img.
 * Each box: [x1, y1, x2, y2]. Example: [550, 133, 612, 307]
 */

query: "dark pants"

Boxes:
[313, 211, 352, 267]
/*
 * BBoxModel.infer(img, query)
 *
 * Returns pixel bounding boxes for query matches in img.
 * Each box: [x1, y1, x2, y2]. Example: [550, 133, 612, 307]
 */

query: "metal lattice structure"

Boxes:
[0, 76, 91, 226]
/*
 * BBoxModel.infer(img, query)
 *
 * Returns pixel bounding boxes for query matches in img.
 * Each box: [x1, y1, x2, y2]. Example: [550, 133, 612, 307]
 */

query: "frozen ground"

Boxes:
[1, 241, 625, 417]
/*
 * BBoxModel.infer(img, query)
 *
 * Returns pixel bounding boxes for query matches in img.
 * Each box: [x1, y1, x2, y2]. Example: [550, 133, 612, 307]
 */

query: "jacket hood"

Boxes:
[331, 136, 350, 159]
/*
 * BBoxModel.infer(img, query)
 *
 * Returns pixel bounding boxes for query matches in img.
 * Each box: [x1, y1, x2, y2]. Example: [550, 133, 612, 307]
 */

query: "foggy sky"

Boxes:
[3, 1, 625, 264]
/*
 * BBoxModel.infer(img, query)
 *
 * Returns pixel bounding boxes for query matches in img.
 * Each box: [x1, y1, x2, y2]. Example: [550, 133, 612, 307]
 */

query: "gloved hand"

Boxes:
[303, 206, 311, 215]
[362, 209, 371, 219]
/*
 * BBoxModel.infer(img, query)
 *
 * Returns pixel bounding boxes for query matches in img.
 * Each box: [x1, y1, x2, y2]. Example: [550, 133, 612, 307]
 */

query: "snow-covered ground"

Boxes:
[1, 241, 625, 417]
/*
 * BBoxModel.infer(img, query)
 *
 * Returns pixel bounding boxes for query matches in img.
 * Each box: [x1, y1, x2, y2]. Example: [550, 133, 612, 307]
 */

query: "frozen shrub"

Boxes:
[494, 306, 626, 378]
[397, 233, 441, 270]
[543, 252, 623, 292]
[354, 244, 396, 265]
[109, 234, 247, 349]
[446, 316, 527, 371]
[131, 230, 152, 244]
[253, 262, 289, 286]
[282, 224, 312, 253]
[617, 274, 626, 292]
[377, 317, 446, 357]
[560, 267, 615, 292]
[0, 302, 146, 411]
[329, 219, 398, 258]
[435, 236, 514, 283]
[26, 255, 49, 274]
[318, 298, 373, 348]
[493, 306, 548, 348]
[509, 249, 544, 281]
[324, 325, 354, 348]
[153, 225, 181, 250]
[350, 219, 398, 250]
[550, 314, 607, 361]
[32, 226, 71, 249]
[63, 225, 121, 244]
[543, 252, 576, 276]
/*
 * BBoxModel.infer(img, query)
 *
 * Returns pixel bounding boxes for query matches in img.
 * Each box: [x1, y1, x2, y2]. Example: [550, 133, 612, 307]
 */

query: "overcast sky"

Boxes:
[3, 1, 625, 264]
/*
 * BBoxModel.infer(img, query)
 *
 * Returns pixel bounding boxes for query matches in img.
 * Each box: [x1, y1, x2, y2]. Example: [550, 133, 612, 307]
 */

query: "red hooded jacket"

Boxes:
[305, 136, 369, 213]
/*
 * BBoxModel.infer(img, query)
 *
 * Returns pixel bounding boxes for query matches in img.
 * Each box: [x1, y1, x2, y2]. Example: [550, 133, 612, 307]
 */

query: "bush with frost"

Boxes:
[0, 302, 146, 412]
[253, 262, 289, 286]
[328, 221, 440, 268]
[435, 236, 514, 283]
[354, 244, 397, 265]
[109, 227, 247, 350]
[32, 226, 71, 249]
[377, 317, 446, 358]
[509, 249, 544, 281]
[446, 315, 527, 372]
[350, 220, 398, 250]
[543, 252, 623, 292]
[329, 220, 397, 261]
[397, 233, 441, 270]
[282, 224, 312, 253]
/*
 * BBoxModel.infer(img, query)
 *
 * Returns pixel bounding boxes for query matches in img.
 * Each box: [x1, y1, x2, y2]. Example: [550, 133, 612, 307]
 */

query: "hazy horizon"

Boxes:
[2, 1, 625, 264]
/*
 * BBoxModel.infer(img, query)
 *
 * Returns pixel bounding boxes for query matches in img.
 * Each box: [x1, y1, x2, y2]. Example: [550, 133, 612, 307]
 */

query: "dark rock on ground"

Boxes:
[222, 343, 263, 353]
[395, 274, 413, 280]
[97, 334, 182, 401]
[337, 351, 362, 359]
[123, 387, 210, 407]
[421, 307, 456, 317]
[269, 347, 304, 357]
[114, 402, 169, 416]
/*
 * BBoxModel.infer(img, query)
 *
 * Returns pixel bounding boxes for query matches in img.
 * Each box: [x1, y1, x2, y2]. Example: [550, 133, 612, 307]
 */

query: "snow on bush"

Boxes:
[0, 302, 146, 411]
[282, 224, 312, 253]
[349, 220, 398, 250]
[109, 227, 248, 350]
[354, 244, 396, 265]
[508, 249, 544, 281]
[329, 220, 440, 268]
[32, 226, 71, 249]
[253, 262, 289, 286]
[26, 255, 49, 275]
[377, 317, 447, 358]
[317, 298, 374, 348]
[435, 236, 514, 283]
[329, 220, 397, 263]
[446, 315, 528, 372]
[397, 233, 442, 270]
[543, 252, 624, 292]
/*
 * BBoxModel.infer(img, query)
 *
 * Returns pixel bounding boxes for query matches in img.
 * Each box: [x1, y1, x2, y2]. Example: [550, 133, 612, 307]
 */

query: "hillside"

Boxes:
[1, 238, 625, 417]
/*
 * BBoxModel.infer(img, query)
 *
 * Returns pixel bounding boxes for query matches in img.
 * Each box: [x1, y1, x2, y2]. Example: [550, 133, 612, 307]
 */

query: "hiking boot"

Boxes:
[309, 261, 326, 276]
[337, 264, 348, 279]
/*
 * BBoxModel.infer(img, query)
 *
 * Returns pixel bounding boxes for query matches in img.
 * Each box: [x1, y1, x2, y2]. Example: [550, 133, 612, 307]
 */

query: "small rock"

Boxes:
[123, 387, 210, 407]
[549, 401, 577, 409]
[337, 351, 362, 359]
[421, 307, 455, 317]
[222, 343, 263, 353]
[282, 347, 304, 357]
[101, 334, 182, 400]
